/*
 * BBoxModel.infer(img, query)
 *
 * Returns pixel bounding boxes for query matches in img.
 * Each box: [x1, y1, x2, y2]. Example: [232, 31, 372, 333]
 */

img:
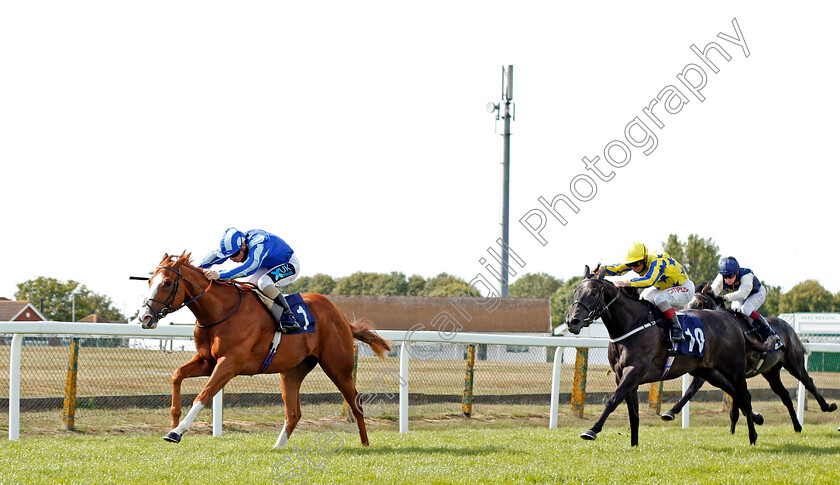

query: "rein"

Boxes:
[573, 277, 661, 343]
[571, 278, 621, 324]
[146, 265, 239, 328]
[692, 291, 721, 310]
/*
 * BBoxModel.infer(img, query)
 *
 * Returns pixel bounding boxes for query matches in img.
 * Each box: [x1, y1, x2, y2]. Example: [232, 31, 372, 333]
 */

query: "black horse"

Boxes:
[661, 282, 837, 432]
[564, 266, 761, 446]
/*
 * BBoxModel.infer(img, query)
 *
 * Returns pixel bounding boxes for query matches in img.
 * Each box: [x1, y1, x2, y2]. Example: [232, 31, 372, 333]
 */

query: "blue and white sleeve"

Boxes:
[219, 241, 268, 280]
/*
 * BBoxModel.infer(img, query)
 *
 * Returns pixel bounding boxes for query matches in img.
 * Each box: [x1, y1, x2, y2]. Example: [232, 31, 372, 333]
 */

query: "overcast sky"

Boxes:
[1, 2, 838, 320]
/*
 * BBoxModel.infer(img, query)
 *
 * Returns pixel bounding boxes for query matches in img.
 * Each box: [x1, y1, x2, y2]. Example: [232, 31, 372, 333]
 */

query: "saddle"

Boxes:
[640, 302, 704, 357]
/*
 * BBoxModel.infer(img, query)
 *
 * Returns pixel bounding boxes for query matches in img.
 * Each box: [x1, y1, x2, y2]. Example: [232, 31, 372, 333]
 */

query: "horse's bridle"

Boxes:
[571, 278, 621, 324]
[144, 265, 211, 322]
[692, 291, 721, 310]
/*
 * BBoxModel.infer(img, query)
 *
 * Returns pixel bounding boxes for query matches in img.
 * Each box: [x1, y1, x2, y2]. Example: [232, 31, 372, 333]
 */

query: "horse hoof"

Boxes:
[580, 430, 597, 441]
[661, 413, 675, 421]
[163, 431, 182, 443]
[827, 403, 837, 412]
[753, 413, 764, 426]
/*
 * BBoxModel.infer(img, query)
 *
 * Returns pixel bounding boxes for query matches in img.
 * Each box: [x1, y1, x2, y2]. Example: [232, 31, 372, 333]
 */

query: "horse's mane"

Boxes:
[620, 286, 641, 300]
[159, 251, 198, 271]
[584, 272, 642, 301]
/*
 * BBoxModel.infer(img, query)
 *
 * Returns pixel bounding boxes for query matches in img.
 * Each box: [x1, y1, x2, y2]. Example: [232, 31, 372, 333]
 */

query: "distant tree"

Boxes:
[551, 276, 583, 327]
[662, 234, 720, 284]
[421, 273, 471, 297]
[285, 273, 336, 294]
[406, 274, 426, 296]
[759, 284, 783, 317]
[372, 272, 409, 295]
[15, 277, 126, 322]
[333, 272, 381, 295]
[509, 273, 562, 299]
[779, 280, 836, 313]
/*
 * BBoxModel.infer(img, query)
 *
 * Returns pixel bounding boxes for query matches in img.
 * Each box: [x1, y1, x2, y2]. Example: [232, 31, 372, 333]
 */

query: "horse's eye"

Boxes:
[164, 281, 172, 288]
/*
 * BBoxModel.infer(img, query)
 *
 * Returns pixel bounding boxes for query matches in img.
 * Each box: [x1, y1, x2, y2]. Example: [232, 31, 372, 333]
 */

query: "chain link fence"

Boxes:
[2, 335, 839, 436]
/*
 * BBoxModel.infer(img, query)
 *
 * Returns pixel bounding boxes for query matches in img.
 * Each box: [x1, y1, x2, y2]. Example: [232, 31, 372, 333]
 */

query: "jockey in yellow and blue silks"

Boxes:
[604, 242, 695, 344]
[711, 256, 783, 350]
[199, 228, 301, 333]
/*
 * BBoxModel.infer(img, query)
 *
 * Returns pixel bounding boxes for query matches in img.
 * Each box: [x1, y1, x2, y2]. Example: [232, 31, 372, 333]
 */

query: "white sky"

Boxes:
[2, 2, 838, 319]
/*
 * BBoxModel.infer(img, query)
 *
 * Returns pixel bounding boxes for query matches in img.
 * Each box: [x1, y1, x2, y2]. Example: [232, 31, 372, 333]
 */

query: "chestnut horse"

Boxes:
[662, 282, 837, 432]
[565, 266, 760, 446]
[135, 252, 391, 447]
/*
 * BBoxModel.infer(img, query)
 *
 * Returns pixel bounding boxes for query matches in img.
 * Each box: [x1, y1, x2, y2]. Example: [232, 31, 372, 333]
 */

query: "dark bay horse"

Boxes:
[564, 266, 760, 446]
[662, 282, 837, 432]
[135, 253, 391, 447]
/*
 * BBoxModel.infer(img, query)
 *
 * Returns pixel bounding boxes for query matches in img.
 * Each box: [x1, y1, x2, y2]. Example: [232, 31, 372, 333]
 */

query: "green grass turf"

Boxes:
[2, 423, 839, 484]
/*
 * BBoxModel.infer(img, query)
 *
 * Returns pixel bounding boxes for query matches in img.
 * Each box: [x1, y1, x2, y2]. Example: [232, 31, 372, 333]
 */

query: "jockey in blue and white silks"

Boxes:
[199, 228, 301, 333]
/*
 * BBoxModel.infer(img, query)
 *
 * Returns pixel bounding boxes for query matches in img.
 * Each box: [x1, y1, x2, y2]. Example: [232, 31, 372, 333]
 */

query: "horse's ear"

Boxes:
[597, 267, 606, 279]
[160, 253, 170, 264]
[583, 265, 591, 277]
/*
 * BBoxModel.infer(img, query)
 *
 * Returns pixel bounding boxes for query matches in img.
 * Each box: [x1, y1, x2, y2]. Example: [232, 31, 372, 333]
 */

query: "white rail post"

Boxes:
[796, 352, 808, 426]
[9, 333, 23, 440]
[399, 341, 410, 433]
[213, 388, 223, 437]
[549, 346, 563, 429]
[795, 317, 805, 426]
[681, 373, 690, 429]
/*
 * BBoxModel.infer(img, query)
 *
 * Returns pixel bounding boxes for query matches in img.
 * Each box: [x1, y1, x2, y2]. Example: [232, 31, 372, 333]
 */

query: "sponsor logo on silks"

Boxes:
[269, 264, 295, 281]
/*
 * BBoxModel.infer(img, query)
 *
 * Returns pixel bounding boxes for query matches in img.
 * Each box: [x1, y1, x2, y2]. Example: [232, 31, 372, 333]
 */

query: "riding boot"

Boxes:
[269, 294, 300, 333]
[666, 314, 685, 343]
[754, 313, 784, 351]
[657, 304, 685, 344]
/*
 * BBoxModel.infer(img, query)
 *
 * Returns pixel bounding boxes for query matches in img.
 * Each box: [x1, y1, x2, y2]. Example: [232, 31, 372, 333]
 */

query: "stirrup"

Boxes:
[670, 330, 685, 343]
[277, 312, 300, 333]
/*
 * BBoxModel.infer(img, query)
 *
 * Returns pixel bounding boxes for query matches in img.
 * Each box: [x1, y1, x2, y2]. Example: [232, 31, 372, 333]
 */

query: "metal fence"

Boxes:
[3, 321, 840, 439]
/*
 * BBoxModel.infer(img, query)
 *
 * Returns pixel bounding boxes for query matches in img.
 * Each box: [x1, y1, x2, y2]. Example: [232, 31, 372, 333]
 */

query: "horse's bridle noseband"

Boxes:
[144, 265, 210, 322]
[571, 278, 621, 324]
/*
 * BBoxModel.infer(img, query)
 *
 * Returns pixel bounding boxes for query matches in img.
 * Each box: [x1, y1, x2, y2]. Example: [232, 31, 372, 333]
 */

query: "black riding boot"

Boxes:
[754, 313, 784, 351]
[269, 294, 300, 333]
[667, 314, 685, 343]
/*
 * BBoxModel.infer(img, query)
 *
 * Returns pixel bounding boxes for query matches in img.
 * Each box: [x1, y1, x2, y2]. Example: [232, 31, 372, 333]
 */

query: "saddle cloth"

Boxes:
[674, 312, 705, 357]
[256, 291, 317, 335]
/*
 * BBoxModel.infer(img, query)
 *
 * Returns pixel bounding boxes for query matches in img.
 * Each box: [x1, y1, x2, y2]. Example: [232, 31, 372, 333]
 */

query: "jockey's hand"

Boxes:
[615, 280, 630, 288]
[203, 270, 220, 281]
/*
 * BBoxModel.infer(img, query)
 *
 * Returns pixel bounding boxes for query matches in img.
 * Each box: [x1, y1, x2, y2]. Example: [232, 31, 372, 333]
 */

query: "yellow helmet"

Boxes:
[625, 242, 648, 265]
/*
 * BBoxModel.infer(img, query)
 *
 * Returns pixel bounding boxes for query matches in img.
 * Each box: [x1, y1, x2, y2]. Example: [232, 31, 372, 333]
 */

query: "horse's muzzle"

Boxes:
[565, 318, 582, 335]
[137, 306, 159, 329]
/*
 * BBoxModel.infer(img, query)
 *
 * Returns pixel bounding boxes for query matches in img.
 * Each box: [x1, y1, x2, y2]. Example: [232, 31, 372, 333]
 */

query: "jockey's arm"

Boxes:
[710, 274, 724, 297]
[628, 258, 663, 287]
[218, 237, 268, 280]
[724, 272, 755, 301]
[603, 263, 631, 276]
[198, 251, 225, 269]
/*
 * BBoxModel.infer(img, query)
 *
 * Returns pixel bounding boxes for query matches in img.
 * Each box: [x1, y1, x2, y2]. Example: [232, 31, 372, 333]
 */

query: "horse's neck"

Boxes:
[179, 265, 224, 320]
[600, 295, 650, 337]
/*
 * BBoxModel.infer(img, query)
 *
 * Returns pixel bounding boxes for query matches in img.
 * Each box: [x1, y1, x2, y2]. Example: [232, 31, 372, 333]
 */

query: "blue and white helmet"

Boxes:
[718, 256, 740, 276]
[217, 227, 245, 258]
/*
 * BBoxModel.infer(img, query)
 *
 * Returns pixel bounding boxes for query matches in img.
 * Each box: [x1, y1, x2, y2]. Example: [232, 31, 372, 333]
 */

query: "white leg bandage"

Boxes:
[274, 420, 289, 448]
[172, 402, 204, 435]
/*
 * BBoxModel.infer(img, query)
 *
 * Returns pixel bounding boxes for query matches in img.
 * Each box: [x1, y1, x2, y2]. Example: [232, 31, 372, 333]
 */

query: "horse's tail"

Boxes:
[349, 318, 391, 359]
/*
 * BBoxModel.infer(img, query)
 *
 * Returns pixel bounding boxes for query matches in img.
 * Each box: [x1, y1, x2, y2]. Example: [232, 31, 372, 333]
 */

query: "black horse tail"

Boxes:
[349, 318, 392, 359]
